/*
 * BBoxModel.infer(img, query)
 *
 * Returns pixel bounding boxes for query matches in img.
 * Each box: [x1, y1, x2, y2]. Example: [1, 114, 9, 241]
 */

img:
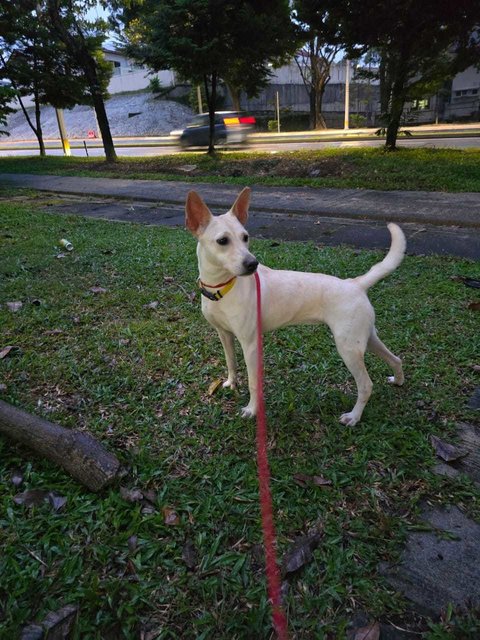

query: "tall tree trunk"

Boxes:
[84, 58, 116, 162]
[227, 83, 241, 112]
[33, 92, 46, 157]
[385, 84, 406, 150]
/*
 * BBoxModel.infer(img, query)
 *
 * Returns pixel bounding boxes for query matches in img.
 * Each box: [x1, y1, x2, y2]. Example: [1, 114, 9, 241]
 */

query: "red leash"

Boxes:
[254, 271, 289, 640]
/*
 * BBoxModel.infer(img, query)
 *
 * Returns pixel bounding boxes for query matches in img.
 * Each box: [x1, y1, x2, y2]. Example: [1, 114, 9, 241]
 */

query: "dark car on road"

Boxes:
[173, 111, 256, 148]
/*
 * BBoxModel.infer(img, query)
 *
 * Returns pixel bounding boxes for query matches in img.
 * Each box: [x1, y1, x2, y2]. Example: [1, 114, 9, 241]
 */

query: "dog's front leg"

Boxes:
[216, 328, 237, 389]
[239, 337, 258, 418]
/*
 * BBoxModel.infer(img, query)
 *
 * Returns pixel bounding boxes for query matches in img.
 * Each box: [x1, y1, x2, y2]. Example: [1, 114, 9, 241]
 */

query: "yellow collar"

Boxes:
[199, 276, 237, 301]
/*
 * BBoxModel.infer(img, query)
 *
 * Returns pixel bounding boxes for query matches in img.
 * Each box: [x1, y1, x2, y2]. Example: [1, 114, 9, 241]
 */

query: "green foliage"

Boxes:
[297, 0, 480, 148]
[0, 85, 16, 136]
[116, 0, 299, 151]
[148, 76, 162, 94]
[0, 0, 111, 109]
[268, 119, 279, 131]
[350, 114, 367, 128]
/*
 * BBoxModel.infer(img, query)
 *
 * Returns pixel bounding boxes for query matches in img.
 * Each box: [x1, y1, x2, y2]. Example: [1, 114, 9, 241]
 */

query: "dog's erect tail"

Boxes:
[354, 223, 406, 291]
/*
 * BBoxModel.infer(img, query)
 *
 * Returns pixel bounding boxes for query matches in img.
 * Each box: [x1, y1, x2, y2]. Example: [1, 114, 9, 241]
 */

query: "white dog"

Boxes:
[186, 187, 406, 426]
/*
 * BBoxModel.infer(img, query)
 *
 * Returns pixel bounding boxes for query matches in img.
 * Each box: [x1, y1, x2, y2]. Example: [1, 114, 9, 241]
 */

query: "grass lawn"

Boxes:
[2, 146, 480, 191]
[1, 189, 479, 639]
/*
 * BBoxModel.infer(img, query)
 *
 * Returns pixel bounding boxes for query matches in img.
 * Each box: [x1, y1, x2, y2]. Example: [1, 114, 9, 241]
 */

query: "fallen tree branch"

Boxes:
[0, 399, 120, 492]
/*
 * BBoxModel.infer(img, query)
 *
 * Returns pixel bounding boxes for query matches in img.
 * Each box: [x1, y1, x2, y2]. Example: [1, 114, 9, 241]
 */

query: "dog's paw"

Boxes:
[241, 405, 256, 418]
[223, 378, 237, 390]
[339, 411, 360, 427]
[387, 375, 404, 386]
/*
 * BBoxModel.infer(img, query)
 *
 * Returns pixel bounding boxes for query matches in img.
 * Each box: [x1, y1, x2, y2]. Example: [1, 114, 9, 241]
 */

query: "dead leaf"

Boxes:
[163, 507, 180, 526]
[128, 535, 138, 552]
[7, 301, 22, 312]
[472, 365, 480, 372]
[281, 529, 323, 577]
[120, 486, 144, 503]
[293, 473, 332, 488]
[163, 276, 174, 283]
[11, 468, 24, 487]
[312, 475, 332, 487]
[13, 489, 49, 507]
[40, 604, 78, 640]
[143, 301, 159, 310]
[178, 164, 197, 173]
[118, 338, 130, 346]
[176, 383, 186, 397]
[452, 275, 480, 289]
[353, 622, 380, 640]
[468, 301, 480, 311]
[182, 539, 198, 570]
[0, 345, 15, 359]
[48, 492, 67, 512]
[430, 435, 467, 462]
[89, 286, 107, 294]
[44, 329, 64, 336]
[56, 253, 67, 259]
[207, 378, 222, 396]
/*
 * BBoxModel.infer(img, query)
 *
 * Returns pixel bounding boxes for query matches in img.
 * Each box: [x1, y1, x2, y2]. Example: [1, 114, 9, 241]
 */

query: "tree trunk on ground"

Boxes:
[0, 399, 120, 492]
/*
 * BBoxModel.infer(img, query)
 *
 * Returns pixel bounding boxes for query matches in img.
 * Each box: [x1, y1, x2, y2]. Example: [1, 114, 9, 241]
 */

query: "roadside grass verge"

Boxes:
[1, 190, 479, 638]
[2, 146, 480, 191]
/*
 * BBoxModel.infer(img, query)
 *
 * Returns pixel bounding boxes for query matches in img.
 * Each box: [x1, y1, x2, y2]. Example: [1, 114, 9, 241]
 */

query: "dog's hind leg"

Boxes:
[367, 330, 404, 386]
[334, 339, 373, 426]
[216, 328, 237, 389]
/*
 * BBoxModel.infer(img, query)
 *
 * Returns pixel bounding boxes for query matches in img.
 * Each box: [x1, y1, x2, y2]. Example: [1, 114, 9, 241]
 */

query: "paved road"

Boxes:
[1, 136, 479, 157]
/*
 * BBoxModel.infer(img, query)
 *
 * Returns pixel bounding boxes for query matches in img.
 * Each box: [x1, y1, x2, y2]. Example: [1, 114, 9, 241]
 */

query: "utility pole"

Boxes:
[55, 108, 71, 156]
[276, 91, 280, 133]
[344, 58, 350, 130]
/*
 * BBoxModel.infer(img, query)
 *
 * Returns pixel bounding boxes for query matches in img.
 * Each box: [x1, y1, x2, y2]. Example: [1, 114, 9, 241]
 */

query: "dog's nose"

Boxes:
[243, 258, 258, 274]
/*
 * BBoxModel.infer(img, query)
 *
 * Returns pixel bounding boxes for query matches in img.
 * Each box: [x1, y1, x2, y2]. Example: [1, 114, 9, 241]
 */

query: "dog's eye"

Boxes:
[217, 237, 229, 246]
[242, 234, 249, 243]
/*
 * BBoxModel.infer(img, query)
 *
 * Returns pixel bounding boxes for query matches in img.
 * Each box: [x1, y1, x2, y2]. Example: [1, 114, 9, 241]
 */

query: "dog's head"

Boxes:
[185, 187, 258, 277]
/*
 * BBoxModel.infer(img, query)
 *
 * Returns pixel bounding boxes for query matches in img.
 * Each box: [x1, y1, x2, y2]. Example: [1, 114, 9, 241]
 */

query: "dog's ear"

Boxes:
[185, 191, 212, 236]
[231, 187, 251, 225]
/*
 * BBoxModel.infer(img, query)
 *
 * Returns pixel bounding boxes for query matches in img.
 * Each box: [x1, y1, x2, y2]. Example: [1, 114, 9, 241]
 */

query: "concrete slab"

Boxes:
[434, 423, 480, 487]
[380, 504, 480, 617]
[43, 197, 480, 260]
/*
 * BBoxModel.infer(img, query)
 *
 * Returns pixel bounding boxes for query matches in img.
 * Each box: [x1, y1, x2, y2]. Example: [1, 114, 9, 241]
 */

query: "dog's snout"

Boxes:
[243, 258, 259, 274]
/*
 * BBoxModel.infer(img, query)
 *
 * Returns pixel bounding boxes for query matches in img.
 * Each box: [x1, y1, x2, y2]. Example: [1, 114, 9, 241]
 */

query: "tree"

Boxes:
[45, 0, 117, 161]
[294, 40, 339, 129]
[298, 0, 480, 149]
[0, 0, 113, 157]
[115, 0, 299, 154]
[293, 2, 340, 130]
